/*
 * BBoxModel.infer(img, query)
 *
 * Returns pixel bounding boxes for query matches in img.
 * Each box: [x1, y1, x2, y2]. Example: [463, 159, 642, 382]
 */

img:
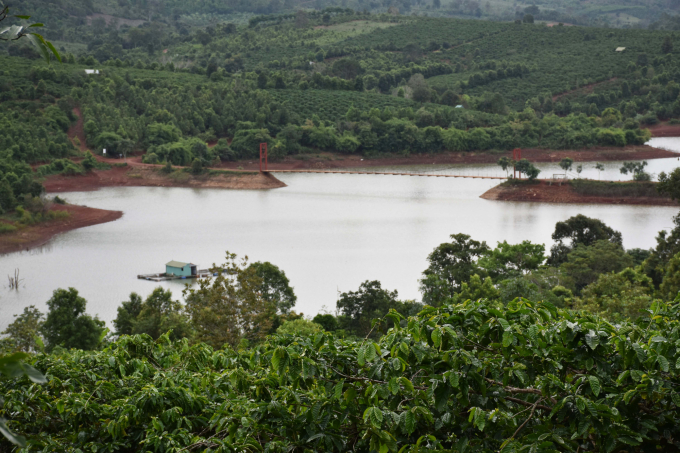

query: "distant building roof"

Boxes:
[166, 260, 195, 268]
[455, 105, 464, 108]
[84, 69, 100, 74]
[615, 47, 626, 52]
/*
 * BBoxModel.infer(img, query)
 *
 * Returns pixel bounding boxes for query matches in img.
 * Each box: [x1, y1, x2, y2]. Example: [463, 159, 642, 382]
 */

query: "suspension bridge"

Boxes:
[257, 144, 516, 181]
[266, 169, 505, 179]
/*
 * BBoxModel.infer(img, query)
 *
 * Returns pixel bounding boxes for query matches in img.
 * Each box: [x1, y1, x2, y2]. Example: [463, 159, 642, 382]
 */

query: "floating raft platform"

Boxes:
[137, 269, 225, 282]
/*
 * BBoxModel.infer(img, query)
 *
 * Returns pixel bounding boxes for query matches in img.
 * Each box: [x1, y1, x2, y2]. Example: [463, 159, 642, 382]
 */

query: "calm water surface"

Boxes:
[0, 138, 679, 330]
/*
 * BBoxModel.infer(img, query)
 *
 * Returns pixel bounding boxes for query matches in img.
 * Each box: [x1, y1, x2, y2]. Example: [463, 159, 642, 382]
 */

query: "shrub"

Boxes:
[0, 222, 17, 234]
[191, 158, 203, 175]
[142, 153, 160, 164]
[276, 319, 323, 336]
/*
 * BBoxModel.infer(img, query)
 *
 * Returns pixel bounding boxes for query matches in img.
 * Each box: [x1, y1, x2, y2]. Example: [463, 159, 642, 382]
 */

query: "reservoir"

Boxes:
[0, 139, 679, 330]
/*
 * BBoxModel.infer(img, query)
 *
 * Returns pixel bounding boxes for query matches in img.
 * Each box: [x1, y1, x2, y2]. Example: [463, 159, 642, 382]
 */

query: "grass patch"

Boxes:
[167, 170, 190, 182]
[500, 178, 540, 186]
[0, 222, 17, 234]
[570, 179, 665, 198]
[312, 21, 400, 46]
[207, 169, 258, 176]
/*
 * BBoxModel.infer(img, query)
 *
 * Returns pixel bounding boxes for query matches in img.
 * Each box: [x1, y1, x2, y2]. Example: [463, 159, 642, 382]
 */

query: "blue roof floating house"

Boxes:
[166, 261, 197, 277]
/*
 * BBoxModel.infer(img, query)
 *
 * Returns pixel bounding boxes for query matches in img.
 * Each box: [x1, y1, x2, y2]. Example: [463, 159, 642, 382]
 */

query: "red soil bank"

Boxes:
[480, 180, 679, 206]
[0, 204, 123, 255]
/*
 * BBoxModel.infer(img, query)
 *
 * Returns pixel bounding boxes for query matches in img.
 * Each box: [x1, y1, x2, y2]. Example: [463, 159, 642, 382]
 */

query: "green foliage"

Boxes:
[337, 280, 399, 337]
[549, 214, 623, 265]
[576, 268, 655, 321]
[113, 293, 143, 337]
[0, 4, 60, 64]
[420, 233, 490, 303]
[660, 251, 680, 300]
[620, 161, 650, 181]
[0, 351, 46, 446]
[132, 288, 193, 341]
[276, 318, 323, 336]
[642, 212, 680, 287]
[312, 313, 339, 331]
[657, 167, 680, 201]
[571, 179, 664, 198]
[514, 158, 541, 180]
[479, 240, 545, 281]
[0, 222, 17, 234]
[39, 288, 105, 352]
[1, 306, 44, 353]
[4, 297, 680, 451]
[184, 253, 273, 349]
[559, 157, 573, 173]
[560, 240, 635, 293]
[249, 261, 297, 314]
[190, 157, 203, 174]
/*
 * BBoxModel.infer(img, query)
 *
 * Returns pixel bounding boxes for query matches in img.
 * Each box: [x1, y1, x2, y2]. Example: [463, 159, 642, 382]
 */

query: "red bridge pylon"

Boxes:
[259, 142, 268, 172]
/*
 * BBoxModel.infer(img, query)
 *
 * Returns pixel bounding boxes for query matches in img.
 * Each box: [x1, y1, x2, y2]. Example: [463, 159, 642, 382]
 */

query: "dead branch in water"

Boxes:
[8, 269, 23, 290]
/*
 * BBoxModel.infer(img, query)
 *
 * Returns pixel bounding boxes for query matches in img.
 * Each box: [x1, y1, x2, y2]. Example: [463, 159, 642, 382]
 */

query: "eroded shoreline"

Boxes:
[0, 204, 123, 256]
[480, 180, 679, 206]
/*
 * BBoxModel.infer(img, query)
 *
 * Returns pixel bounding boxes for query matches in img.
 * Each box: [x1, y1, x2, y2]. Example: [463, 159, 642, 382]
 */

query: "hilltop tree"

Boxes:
[559, 157, 573, 174]
[114, 293, 143, 336]
[248, 261, 297, 314]
[184, 253, 273, 349]
[620, 161, 649, 180]
[420, 233, 490, 303]
[40, 288, 105, 352]
[548, 214, 623, 265]
[408, 74, 430, 103]
[515, 158, 540, 180]
[336, 280, 399, 336]
[127, 288, 193, 341]
[657, 167, 680, 200]
[1, 306, 44, 352]
[497, 156, 513, 176]
[479, 240, 546, 281]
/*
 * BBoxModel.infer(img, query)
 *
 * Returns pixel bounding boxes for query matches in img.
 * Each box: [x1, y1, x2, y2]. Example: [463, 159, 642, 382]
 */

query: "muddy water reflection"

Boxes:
[0, 155, 679, 330]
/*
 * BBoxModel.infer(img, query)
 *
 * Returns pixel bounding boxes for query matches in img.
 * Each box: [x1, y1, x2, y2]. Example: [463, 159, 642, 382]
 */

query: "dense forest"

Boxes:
[6, 7, 680, 218]
[3, 208, 680, 451]
[12, 0, 680, 32]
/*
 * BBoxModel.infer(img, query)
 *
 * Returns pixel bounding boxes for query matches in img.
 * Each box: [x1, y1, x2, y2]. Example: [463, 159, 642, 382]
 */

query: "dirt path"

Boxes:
[552, 78, 619, 101]
[0, 204, 123, 256]
[68, 107, 88, 152]
[480, 180, 678, 206]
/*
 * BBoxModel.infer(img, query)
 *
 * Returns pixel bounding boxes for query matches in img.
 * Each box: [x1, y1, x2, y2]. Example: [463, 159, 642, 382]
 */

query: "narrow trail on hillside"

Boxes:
[552, 78, 618, 102]
[68, 107, 88, 152]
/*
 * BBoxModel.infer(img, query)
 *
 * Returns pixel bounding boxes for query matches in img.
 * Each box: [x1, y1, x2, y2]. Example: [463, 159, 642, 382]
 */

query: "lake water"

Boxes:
[0, 138, 679, 330]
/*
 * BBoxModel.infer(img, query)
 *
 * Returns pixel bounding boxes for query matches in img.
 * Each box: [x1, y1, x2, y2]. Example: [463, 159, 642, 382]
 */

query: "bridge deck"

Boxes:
[266, 169, 505, 179]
